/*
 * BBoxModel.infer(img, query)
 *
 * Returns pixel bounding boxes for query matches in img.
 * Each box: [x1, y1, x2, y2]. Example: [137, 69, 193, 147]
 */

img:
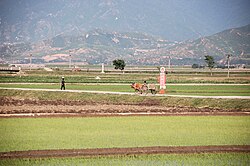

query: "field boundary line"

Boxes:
[1, 87, 250, 99]
[0, 83, 250, 86]
[1, 112, 250, 118]
[0, 145, 249, 159]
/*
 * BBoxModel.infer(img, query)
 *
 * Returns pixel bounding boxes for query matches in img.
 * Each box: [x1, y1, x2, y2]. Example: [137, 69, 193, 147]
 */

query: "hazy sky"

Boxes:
[1, 0, 250, 41]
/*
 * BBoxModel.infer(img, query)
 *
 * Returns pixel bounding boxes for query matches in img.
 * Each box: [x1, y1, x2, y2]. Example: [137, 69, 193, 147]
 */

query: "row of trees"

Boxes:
[113, 55, 220, 76]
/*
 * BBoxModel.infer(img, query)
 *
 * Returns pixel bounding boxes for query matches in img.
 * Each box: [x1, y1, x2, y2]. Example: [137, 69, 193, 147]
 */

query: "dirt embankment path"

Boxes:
[0, 97, 249, 117]
[1, 145, 249, 159]
[1, 87, 250, 99]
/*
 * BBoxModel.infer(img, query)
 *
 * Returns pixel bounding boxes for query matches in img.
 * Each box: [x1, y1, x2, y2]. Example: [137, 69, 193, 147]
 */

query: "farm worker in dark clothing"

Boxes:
[61, 77, 65, 90]
[143, 80, 148, 88]
[142, 80, 148, 92]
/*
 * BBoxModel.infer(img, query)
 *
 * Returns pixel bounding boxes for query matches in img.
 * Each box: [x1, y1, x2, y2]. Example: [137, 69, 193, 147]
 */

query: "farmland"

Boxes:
[1, 0, 250, 164]
[0, 116, 250, 165]
[0, 67, 249, 165]
[0, 116, 249, 152]
[0, 66, 250, 84]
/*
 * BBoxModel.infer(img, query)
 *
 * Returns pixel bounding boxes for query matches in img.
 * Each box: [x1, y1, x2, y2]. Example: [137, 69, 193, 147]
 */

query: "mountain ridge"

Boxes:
[1, 24, 250, 65]
[1, 0, 250, 65]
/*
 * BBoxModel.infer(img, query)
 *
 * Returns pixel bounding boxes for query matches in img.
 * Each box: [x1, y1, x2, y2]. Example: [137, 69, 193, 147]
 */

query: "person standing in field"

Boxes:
[142, 80, 148, 93]
[143, 80, 148, 88]
[61, 77, 65, 90]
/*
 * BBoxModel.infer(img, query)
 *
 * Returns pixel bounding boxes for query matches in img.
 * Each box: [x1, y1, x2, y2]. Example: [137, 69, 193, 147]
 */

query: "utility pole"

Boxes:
[68, 50, 73, 69]
[226, 54, 232, 78]
[168, 56, 171, 69]
[69, 54, 72, 68]
[29, 54, 32, 70]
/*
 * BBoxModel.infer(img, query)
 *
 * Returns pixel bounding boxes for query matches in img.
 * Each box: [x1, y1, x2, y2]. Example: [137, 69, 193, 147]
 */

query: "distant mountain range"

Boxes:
[1, 24, 249, 65]
[162, 24, 250, 65]
[0, 0, 250, 65]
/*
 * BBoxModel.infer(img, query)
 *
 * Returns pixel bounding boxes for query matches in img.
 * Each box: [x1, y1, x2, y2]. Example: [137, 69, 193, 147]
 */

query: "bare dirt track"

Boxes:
[0, 145, 249, 159]
[1, 87, 250, 99]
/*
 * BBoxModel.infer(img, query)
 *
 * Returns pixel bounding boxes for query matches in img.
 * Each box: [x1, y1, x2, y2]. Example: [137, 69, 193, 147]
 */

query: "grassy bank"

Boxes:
[0, 89, 250, 110]
[0, 116, 249, 152]
[0, 83, 250, 96]
[1, 153, 249, 166]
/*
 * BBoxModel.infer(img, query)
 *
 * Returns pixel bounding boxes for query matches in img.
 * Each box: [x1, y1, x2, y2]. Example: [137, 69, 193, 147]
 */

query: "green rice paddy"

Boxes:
[0, 116, 249, 152]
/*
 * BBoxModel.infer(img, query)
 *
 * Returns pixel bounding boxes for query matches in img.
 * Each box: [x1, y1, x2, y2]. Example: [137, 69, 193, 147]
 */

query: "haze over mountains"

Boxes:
[0, 0, 250, 65]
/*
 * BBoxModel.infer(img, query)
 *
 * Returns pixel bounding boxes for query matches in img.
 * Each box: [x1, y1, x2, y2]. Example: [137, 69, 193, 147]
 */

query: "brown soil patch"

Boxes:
[1, 145, 249, 159]
[1, 97, 249, 116]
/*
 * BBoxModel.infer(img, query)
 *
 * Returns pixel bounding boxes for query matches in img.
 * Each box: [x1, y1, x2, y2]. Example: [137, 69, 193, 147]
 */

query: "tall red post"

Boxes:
[159, 67, 166, 94]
